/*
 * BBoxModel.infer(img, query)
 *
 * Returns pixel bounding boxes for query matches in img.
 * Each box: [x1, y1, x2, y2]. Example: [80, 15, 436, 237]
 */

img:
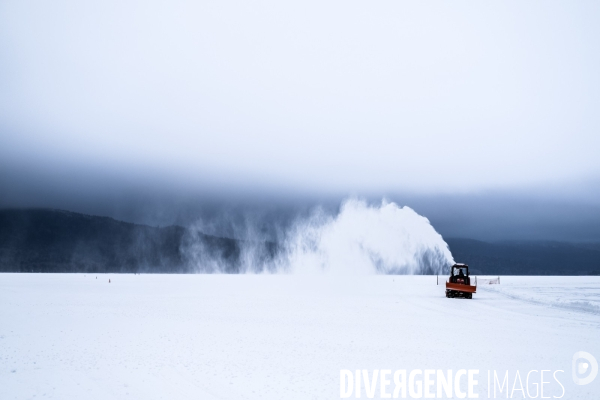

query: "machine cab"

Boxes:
[449, 264, 471, 285]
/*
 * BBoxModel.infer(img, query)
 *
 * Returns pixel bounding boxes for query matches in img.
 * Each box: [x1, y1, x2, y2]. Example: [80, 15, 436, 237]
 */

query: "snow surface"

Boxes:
[1, 274, 599, 399]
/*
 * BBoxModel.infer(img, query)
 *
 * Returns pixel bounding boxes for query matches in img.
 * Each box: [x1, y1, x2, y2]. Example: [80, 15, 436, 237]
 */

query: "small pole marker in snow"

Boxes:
[109, 279, 111, 283]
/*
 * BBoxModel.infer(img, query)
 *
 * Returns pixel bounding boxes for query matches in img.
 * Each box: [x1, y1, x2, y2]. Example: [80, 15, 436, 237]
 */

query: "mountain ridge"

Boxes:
[1, 209, 599, 275]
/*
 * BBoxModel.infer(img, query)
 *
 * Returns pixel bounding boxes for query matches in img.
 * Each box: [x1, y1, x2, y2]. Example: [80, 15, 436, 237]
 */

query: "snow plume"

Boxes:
[182, 198, 454, 275]
[282, 199, 454, 275]
[181, 217, 281, 274]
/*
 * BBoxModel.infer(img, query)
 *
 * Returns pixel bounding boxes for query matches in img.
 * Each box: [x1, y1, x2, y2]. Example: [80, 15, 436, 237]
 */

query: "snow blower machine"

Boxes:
[445, 263, 476, 299]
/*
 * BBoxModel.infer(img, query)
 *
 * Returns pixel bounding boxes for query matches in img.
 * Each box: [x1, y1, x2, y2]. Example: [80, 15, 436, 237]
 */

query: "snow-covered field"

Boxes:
[1, 274, 599, 399]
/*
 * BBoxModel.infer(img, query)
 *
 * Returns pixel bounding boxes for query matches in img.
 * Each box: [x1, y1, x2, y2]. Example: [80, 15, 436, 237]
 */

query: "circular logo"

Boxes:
[572, 351, 598, 385]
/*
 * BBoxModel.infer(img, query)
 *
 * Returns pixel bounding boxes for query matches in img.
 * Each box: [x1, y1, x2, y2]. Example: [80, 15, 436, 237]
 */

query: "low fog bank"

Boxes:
[2, 166, 599, 243]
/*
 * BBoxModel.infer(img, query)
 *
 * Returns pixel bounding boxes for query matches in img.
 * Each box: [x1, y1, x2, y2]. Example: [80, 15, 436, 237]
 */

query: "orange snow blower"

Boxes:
[445, 264, 476, 299]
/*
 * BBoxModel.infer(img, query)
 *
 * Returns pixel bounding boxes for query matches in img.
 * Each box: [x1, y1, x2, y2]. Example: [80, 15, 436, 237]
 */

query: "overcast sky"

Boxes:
[1, 1, 599, 240]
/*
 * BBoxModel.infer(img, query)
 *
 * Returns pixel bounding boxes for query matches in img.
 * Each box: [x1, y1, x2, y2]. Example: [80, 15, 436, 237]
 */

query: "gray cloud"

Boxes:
[1, 1, 599, 241]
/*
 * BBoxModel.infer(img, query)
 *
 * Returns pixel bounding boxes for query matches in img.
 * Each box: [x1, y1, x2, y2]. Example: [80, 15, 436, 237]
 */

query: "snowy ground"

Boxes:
[1, 274, 599, 399]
